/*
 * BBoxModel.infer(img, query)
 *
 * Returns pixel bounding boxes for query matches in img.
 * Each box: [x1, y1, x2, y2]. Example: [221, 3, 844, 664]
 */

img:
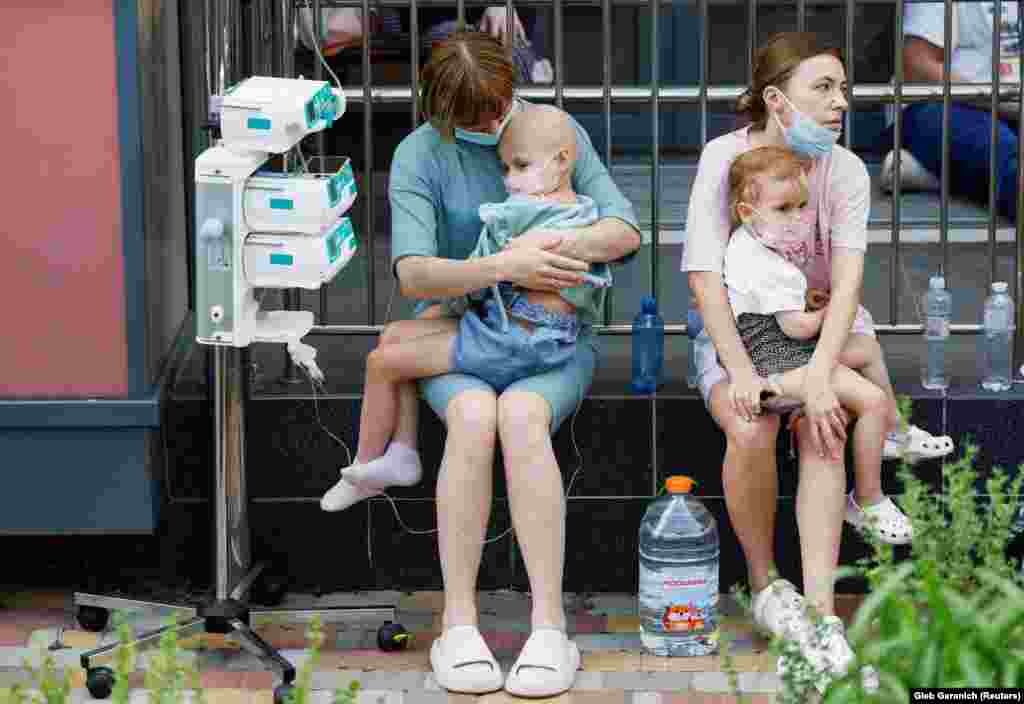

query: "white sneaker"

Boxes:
[752, 579, 813, 644]
[880, 148, 940, 192]
[778, 616, 879, 695]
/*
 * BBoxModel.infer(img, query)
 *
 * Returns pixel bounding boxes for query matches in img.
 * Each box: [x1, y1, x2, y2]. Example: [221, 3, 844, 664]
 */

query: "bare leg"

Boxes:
[708, 381, 782, 593]
[786, 365, 888, 616]
[838, 335, 901, 506]
[355, 319, 458, 463]
[792, 415, 846, 618]
[388, 305, 450, 451]
[497, 391, 566, 630]
[438, 390, 499, 630]
[840, 335, 901, 432]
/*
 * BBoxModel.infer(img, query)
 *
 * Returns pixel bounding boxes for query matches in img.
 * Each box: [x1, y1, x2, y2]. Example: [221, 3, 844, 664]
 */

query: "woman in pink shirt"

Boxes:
[682, 32, 891, 689]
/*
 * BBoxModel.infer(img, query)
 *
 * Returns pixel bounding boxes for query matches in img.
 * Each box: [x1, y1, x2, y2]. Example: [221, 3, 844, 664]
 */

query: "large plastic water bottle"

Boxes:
[982, 281, 1015, 392]
[638, 475, 720, 656]
[632, 296, 665, 394]
[686, 299, 703, 389]
[922, 274, 952, 390]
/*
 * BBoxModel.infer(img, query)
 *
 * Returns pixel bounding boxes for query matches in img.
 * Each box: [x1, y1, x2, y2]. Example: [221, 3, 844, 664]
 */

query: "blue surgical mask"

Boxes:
[767, 88, 840, 159]
[454, 99, 519, 146]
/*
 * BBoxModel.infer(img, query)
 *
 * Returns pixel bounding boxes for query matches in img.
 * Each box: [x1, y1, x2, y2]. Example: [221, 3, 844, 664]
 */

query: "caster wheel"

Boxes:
[77, 606, 110, 633]
[250, 575, 287, 607]
[273, 683, 295, 704]
[86, 667, 115, 699]
[377, 621, 409, 652]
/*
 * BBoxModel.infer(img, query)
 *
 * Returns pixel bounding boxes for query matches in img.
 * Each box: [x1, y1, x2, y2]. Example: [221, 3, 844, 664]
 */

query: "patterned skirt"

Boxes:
[736, 313, 818, 378]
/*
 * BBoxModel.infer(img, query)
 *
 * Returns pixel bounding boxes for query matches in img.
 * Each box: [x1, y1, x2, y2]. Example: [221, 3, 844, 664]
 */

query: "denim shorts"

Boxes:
[451, 288, 581, 393]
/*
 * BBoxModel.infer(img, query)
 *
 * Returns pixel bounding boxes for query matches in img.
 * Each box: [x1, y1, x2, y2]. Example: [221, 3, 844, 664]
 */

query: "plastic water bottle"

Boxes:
[982, 281, 1015, 392]
[686, 299, 703, 389]
[632, 296, 664, 394]
[638, 475, 720, 656]
[922, 274, 952, 390]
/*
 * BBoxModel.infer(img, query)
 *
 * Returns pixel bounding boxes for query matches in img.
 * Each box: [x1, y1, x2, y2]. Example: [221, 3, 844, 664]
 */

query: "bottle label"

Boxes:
[655, 571, 719, 633]
[984, 309, 1016, 331]
[926, 316, 949, 338]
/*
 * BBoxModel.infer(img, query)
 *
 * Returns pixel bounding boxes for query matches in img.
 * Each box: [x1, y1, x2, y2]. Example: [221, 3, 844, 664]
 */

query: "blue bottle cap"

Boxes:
[641, 296, 657, 314]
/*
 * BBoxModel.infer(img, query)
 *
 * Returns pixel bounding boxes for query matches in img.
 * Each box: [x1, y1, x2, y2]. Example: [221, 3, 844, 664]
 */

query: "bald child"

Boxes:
[321, 104, 609, 512]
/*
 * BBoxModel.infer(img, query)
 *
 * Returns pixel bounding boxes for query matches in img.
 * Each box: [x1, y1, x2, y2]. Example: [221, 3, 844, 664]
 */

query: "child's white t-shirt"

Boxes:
[680, 126, 870, 295]
[724, 226, 808, 319]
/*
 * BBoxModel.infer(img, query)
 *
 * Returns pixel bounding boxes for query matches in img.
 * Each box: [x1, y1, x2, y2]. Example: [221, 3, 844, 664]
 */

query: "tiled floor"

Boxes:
[0, 589, 865, 703]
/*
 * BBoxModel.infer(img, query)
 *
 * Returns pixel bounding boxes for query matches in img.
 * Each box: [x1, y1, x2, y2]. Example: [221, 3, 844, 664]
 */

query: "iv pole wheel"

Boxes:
[86, 667, 115, 699]
[77, 606, 111, 633]
[377, 622, 409, 652]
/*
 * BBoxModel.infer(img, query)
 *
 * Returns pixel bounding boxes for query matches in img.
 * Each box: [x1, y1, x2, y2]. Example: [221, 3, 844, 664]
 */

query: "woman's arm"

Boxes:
[689, 271, 766, 420]
[553, 217, 642, 263]
[396, 238, 591, 301]
[508, 217, 642, 264]
[799, 248, 863, 456]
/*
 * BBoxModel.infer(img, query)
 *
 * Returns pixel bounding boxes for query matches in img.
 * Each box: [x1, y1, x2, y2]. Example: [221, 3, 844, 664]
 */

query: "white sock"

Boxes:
[345, 441, 422, 489]
[320, 474, 379, 512]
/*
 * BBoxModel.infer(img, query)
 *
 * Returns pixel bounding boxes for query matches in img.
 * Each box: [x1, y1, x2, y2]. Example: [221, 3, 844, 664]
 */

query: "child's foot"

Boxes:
[321, 464, 381, 512]
[882, 425, 954, 464]
[344, 442, 423, 488]
[845, 491, 912, 545]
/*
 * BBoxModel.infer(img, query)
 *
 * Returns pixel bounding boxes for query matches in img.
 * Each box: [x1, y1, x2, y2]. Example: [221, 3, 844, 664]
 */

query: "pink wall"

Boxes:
[0, 1, 129, 397]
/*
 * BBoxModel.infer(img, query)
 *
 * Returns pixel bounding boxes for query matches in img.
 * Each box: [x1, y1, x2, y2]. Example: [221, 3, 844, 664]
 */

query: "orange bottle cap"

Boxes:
[665, 476, 695, 494]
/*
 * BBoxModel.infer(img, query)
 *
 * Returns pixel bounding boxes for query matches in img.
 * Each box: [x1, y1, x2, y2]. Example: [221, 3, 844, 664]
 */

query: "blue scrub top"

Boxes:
[389, 101, 639, 315]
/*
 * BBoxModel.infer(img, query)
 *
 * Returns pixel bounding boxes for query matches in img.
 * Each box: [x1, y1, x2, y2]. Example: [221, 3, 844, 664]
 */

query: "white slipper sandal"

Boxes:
[845, 492, 913, 545]
[429, 625, 504, 694]
[883, 425, 954, 464]
[504, 628, 580, 698]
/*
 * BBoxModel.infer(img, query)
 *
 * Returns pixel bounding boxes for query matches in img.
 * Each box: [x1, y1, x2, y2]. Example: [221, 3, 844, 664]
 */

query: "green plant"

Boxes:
[17, 653, 72, 704]
[285, 616, 361, 704]
[144, 618, 193, 704]
[111, 621, 136, 704]
[719, 398, 1024, 703]
[0, 613, 363, 704]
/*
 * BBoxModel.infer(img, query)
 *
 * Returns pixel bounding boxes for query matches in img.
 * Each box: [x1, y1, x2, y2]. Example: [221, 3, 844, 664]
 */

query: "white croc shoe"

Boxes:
[846, 492, 913, 545]
[883, 425, 955, 464]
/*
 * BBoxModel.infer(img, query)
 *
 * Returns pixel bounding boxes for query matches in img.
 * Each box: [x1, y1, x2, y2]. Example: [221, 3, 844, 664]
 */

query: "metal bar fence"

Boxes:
[268, 0, 1020, 356]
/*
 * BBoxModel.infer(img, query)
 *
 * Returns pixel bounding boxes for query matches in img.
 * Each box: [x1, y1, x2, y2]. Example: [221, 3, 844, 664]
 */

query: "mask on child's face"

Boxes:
[504, 153, 560, 196]
[742, 204, 815, 269]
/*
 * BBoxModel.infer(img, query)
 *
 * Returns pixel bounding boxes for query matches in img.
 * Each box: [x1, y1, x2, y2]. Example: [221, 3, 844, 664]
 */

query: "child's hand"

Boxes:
[806, 288, 830, 311]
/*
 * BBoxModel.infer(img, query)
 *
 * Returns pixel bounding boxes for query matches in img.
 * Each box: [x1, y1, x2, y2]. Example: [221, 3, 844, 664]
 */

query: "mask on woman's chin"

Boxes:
[767, 89, 839, 159]
[455, 99, 520, 146]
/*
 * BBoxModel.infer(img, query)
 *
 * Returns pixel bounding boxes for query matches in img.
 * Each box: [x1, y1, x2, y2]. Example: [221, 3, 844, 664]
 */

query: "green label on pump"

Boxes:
[248, 117, 272, 130]
[270, 253, 294, 266]
[326, 218, 356, 264]
[269, 198, 294, 210]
